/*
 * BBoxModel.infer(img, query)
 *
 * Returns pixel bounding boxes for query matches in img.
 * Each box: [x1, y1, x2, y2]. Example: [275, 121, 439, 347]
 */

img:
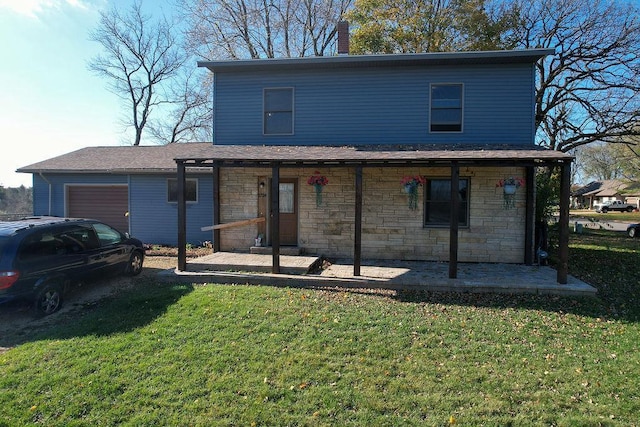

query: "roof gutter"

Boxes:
[197, 49, 556, 73]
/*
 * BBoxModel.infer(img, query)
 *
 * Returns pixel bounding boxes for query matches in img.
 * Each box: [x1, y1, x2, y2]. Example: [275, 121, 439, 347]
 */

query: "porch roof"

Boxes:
[175, 144, 573, 167]
[174, 143, 575, 285]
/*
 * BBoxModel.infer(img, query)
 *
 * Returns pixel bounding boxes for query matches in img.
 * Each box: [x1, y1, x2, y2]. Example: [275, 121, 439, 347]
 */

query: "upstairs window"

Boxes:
[168, 178, 198, 203]
[264, 88, 294, 135]
[430, 84, 463, 132]
[424, 178, 469, 227]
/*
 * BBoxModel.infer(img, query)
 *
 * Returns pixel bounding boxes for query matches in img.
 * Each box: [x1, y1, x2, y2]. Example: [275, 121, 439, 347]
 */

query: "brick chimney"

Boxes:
[337, 21, 349, 55]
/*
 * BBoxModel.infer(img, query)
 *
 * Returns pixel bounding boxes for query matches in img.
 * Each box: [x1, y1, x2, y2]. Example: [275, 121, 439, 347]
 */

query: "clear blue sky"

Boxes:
[0, 0, 179, 188]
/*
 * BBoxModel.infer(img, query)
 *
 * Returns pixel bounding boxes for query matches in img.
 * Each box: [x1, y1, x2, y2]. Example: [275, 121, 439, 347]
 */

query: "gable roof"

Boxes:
[198, 49, 555, 73]
[572, 180, 628, 197]
[17, 143, 214, 175]
[18, 143, 572, 175]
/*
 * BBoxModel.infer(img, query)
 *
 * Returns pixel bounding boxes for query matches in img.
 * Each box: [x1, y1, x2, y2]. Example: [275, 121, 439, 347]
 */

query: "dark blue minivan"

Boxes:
[0, 217, 145, 315]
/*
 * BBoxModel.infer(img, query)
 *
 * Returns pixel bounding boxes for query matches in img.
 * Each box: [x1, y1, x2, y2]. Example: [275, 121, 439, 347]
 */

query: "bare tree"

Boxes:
[181, 0, 354, 59]
[511, 0, 640, 153]
[89, 1, 186, 145]
[148, 69, 213, 143]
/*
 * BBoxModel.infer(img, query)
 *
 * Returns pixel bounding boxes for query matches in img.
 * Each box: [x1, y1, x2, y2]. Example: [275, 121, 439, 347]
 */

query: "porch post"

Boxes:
[271, 163, 280, 274]
[449, 161, 459, 279]
[354, 165, 363, 276]
[557, 160, 571, 284]
[212, 163, 221, 253]
[177, 160, 187, 271]
[524, 166, 535, 265]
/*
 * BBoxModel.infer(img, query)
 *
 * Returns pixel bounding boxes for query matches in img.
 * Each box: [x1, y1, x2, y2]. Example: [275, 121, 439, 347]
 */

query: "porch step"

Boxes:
[250, 246, 303, 255]
[186, 252, 321, 275]
[168, 254, 598, 297]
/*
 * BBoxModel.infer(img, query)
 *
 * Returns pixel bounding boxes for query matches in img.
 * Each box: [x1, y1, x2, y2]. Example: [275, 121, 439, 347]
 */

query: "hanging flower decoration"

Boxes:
[496, 176, 524, 209]
[307, 171, 329, 206]
[401, 175, 426, 210]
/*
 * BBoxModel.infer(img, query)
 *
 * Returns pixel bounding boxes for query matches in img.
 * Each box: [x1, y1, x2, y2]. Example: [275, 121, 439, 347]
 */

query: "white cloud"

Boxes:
[0, 0, 88, 18]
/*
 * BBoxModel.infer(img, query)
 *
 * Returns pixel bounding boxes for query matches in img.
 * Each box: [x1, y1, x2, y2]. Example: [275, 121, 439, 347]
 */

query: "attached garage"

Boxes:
[66, 185, 129, 233]
[18, 144, 215, 245]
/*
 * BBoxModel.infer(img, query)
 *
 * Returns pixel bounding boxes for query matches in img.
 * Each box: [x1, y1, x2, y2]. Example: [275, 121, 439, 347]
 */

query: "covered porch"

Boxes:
[174, 144, 575, 285]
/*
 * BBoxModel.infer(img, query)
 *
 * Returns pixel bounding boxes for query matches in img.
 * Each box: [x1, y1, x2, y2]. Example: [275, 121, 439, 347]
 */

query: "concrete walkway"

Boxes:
[159, 252, 598, 297]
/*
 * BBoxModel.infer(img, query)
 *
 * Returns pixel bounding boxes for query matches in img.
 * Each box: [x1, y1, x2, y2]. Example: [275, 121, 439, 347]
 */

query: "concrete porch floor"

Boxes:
[158, 252, 598, 297]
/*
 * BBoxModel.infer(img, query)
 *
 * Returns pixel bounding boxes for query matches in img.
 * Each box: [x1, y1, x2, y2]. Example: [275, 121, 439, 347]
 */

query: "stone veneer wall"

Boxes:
[218, 166, 527, 263]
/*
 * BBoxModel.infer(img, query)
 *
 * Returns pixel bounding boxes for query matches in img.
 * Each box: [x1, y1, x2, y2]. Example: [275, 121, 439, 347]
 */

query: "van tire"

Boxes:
[126, 251, 144, 276]
[33, 284, 63, 316]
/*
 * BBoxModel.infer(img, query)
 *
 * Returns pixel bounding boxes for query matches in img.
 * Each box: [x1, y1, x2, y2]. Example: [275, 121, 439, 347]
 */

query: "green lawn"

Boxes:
[1, 229, 639, 426]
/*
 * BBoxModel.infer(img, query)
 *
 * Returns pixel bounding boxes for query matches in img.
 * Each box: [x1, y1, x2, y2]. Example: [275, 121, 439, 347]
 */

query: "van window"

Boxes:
[59, 226, 100, 252]
[92, 223, 123, 246]
[18, 226, 101, 261]
[18, 232, 61, 261]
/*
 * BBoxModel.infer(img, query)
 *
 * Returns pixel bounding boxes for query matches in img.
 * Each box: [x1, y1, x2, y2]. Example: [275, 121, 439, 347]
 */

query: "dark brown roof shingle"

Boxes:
[17, 143, 213, 174]
[17, 143, 573, 175]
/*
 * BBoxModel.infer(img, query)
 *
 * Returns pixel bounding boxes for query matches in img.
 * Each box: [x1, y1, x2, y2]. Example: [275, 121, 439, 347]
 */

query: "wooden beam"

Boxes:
[212, 164, 221, 252]
[524, 166, 535, 265]
[177, 161, 187, 271]
[557, 160, 571, 284]
[449, 162, 459, 279]
[271, 164, 280, 274]
[354, 166, 363, 276]
[201, 217, 265, 231]
[257, 176, 267, 238]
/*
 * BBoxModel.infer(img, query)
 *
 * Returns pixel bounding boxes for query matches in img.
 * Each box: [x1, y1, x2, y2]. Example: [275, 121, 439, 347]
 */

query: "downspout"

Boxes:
[38, 172, 52, 216]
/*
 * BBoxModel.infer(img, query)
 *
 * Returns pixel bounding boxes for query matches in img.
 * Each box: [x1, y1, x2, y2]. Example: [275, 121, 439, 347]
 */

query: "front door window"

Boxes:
[277, 180, 298, 246]
[279, 183, 295, 214]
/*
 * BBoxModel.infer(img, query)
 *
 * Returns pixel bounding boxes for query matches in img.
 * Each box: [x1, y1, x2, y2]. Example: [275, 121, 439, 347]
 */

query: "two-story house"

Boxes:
[17, 47, 574, 284]
[172, 48, 573, 282]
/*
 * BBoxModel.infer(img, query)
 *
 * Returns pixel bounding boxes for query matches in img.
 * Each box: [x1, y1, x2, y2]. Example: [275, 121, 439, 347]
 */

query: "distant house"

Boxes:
[625, 186, 640, 210]
[18, 45, 575, 284]
[572, 180, 640, 210]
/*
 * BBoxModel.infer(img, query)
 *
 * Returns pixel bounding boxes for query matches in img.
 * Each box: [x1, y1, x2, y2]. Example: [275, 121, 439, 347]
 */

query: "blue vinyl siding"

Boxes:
[129, 174, 213, 246]
[213, 63, 536, 146]
[32, 173, 213, 246]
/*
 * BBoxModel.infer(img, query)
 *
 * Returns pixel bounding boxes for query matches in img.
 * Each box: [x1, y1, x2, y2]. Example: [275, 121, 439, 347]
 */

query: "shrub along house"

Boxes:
[173, 46, 574, 283]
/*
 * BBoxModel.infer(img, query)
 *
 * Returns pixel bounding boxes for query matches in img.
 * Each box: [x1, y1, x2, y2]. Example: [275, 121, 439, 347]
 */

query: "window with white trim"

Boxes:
[264, 88, 294, 135]
[424, 178, 469, 227]
[167, 178, 198, 203]
[430, 84, 463, 132]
